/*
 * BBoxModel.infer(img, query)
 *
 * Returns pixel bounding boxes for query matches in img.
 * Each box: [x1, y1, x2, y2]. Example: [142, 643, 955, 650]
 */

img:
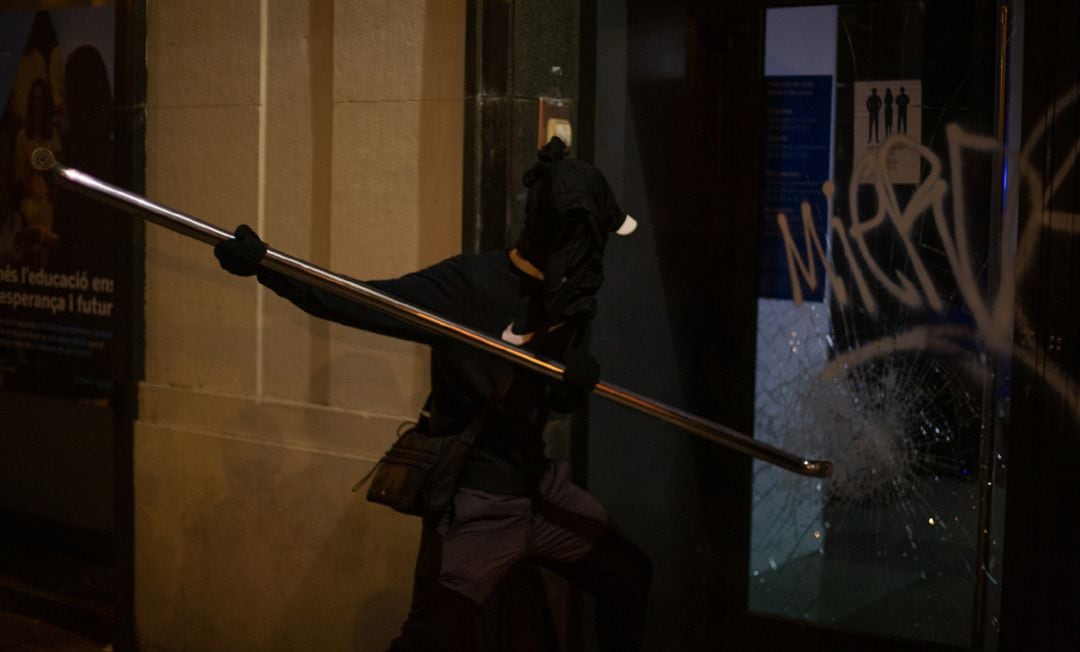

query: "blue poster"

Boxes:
[758, 75, 832, 301]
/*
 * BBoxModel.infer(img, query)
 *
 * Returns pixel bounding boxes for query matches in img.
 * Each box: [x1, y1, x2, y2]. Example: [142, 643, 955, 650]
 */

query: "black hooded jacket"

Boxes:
[255, 249, 574, 494]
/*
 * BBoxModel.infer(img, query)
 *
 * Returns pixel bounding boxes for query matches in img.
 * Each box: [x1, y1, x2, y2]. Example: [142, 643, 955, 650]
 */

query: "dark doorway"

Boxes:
[584, 1, 1032, 651]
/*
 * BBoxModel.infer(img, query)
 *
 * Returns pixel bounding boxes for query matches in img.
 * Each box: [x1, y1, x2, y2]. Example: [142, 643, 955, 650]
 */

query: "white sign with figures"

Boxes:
[853, 80, 922, 184]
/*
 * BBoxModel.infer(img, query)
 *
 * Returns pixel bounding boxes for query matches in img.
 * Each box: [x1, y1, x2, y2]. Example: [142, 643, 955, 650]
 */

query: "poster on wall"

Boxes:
[759, 75, 833, 302]
[0, 6, 119, 401]
[853, 80, 923, 184]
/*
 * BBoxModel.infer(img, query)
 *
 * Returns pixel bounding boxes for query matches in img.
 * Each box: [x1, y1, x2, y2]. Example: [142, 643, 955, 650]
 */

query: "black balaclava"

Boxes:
[513, 137, 630, 332]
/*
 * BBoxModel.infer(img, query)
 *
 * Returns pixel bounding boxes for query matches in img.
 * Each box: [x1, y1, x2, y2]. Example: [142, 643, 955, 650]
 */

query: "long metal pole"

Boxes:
[33, 147, 832, 478]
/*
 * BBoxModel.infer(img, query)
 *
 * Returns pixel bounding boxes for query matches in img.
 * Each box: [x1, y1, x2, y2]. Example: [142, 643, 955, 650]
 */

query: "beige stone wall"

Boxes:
[136, 1, 464, 649]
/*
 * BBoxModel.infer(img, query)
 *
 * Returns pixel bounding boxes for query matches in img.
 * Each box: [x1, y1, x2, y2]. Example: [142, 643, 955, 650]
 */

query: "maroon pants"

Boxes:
[389, 462, 651, 651]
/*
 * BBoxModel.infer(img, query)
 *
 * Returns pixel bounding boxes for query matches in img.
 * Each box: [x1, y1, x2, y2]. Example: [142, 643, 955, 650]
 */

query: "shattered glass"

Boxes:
[749, 3, 1008, 647]
[751, 299, 987, 647]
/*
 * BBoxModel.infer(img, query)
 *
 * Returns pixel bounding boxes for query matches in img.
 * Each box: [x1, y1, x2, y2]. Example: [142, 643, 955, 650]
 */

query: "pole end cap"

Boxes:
[31, 148, 56, 171]
[804, 459, 833, 478]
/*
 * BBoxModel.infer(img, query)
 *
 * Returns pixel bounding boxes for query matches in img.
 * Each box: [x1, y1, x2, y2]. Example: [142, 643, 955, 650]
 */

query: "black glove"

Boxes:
[550, 348, 600, 413]
[214, 224, 267, 277]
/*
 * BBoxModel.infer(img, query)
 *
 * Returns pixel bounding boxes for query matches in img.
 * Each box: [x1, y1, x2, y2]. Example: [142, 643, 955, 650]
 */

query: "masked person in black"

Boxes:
[214, 137, 650, 651]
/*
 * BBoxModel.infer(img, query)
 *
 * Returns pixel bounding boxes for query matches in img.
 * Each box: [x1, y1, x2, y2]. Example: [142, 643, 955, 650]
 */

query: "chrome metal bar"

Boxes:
[34, 148, 832, 478]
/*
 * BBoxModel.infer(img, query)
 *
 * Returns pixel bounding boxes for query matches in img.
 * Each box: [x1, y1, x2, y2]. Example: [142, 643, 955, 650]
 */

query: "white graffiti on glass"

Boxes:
[777, 85, 1080, 418]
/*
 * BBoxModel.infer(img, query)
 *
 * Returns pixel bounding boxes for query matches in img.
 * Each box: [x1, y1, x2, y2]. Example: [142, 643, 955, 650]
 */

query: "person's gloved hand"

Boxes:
[550, 348, 600, 413]
[214, 224, 266, 276]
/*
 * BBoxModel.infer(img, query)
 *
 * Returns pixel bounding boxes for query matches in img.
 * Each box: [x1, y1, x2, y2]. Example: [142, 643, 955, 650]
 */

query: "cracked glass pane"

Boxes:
[751, 299, 985, 646]
[750, 3, 1005, 647]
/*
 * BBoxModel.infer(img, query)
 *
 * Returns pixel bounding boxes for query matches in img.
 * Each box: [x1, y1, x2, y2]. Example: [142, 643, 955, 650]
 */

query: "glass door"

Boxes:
[751, 2, 1008, 647]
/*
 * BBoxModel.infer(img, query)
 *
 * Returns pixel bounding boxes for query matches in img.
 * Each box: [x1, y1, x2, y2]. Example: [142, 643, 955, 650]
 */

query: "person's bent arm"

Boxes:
[214, 224, 475, 344]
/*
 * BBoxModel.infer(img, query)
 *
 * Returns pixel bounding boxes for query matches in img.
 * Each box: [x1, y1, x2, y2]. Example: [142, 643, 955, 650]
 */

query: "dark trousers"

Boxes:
[389, 462, 652, 651]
